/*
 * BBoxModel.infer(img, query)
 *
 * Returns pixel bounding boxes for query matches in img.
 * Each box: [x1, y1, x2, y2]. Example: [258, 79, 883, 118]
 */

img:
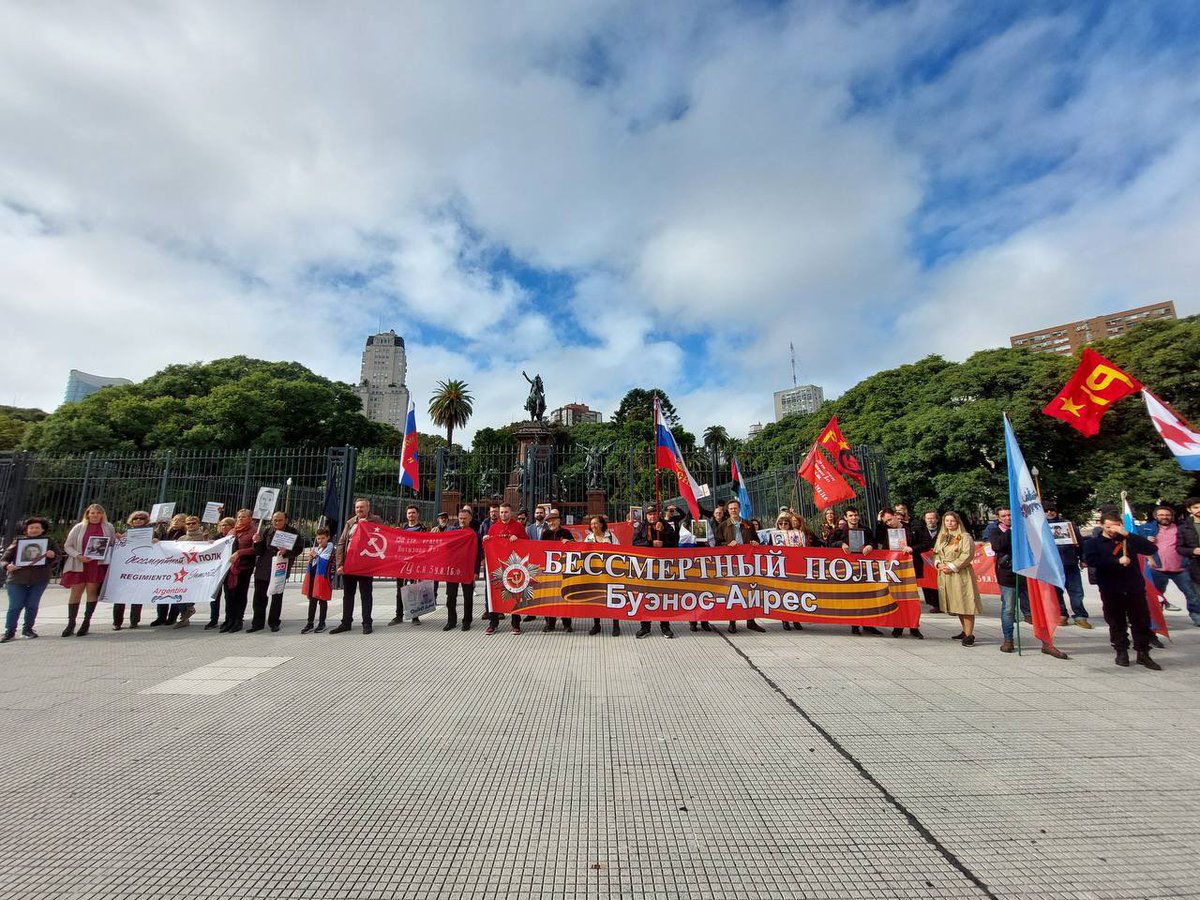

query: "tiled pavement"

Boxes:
[0, 584, 1197, 899]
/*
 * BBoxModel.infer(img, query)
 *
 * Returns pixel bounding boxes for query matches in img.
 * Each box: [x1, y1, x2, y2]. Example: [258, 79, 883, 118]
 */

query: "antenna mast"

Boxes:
[790, 342, 797, 388]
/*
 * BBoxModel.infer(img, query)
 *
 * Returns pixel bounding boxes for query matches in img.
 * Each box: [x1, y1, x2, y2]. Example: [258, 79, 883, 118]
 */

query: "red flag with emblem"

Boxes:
[815, 416, 866, 486]
[1042, 348, 1142, 436]
[797, 444, 857, 509]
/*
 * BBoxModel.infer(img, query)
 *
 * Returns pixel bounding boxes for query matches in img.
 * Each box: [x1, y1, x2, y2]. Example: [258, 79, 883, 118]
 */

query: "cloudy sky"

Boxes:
[2, 1, 1197, 440]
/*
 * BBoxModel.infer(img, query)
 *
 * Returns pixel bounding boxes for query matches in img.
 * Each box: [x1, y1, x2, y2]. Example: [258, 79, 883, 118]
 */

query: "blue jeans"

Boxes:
[5, 581, 47, 634]
[1055, 566, 1089, 619]
[1151, 569, 1200, 618]
[1000, 585, 1018, 641]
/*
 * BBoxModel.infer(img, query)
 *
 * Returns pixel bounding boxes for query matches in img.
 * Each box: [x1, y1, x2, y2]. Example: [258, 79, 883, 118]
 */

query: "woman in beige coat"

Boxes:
[934, 511, 981, 646]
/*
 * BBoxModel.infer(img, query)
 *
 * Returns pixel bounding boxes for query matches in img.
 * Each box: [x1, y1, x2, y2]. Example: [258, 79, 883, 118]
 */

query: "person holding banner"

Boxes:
[219, 509, 257, 633]
[539, 510, 575, 632]
[205, 517, 235, 629]
[332, 498, 384, 635]
[151, 513, 190, 627]
[634, 507, 678, 639]
[112, 510, 152, 630]
[443, 508, 482, 632]
[171, 514, 210, 628]
[934, 512, 982, 647]
[875, 509, 924, 640]
[60, 504, 116, 638]
[2, 517, 59, 642]
[301, 528, 335, 633]
[585, 515, 621, 637]
[391, 504, 427, 627]
[249, 511, 304, 633]
[483, 502, 526, 635]
[829, 508, 882, 636]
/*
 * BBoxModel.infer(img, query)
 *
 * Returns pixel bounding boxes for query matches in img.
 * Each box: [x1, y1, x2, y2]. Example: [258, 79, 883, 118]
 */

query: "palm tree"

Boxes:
[428, 379, 474, 446]
[703, 425, 730, 463]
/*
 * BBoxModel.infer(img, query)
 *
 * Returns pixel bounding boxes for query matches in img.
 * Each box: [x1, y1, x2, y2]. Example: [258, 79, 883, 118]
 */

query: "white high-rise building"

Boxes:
[355, 330, 411, 431]
[773, 384, 824, 421]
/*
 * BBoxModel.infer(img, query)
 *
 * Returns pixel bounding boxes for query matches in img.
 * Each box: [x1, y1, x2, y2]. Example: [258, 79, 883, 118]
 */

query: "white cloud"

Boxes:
[0, 1, 1196, 440]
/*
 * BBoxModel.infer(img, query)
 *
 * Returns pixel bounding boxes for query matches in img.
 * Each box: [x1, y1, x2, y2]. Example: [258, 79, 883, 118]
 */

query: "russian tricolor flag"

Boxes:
[1143, 390, 1200, 471]
[731, 456, 752, 519]
[654, 398, 703, 520]
[398, 403, 419, 490]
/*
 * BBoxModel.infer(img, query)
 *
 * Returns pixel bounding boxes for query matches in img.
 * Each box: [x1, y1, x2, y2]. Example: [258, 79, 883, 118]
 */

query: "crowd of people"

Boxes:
[4, 494, 1199, 673]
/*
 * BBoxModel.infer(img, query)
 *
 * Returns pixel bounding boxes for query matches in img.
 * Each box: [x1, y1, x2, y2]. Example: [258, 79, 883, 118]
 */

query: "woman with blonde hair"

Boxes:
[61, 503, 116, 637]
[818, 508, 838, 545]
[112, 510, 152, 630]
[934, 511, 982, 646]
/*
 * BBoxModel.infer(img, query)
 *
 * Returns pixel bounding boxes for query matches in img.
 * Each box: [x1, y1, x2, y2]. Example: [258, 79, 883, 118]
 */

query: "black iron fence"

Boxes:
[0, 443, 889, 545]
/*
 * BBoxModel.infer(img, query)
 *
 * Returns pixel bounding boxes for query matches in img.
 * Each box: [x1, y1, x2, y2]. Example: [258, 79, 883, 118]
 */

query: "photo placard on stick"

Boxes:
[84, 535, 111, 562]
[887, 528, 907, 551]
[252, 487, 280, 520]
[202, 502, 224, 524]
[848, 529, 866, 553]
[123, 527, 154, 547]
[149, 502, 176, 524]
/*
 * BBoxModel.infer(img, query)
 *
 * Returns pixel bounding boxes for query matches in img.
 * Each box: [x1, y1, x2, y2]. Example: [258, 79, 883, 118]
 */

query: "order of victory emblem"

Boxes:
[490, 553, 545, 605]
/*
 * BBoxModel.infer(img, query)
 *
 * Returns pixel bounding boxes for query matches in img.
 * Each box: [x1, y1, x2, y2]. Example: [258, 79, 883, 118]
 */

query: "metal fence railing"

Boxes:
[0, 443, 890, 546]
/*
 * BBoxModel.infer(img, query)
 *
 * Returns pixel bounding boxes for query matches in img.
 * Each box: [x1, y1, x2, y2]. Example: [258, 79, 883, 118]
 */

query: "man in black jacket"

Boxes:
[632, 507, 677, 639]
[249, 511, 304, 633]
[1083, 512, 1162, 669]
[540, 510, 574, 632]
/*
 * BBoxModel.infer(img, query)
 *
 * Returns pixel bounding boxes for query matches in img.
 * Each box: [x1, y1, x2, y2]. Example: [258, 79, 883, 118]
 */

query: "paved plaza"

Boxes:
[1, 583, 1198, 900]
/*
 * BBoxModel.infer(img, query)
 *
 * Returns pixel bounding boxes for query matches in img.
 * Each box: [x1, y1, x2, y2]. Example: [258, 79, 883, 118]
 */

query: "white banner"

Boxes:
[99, 536, 234, 606]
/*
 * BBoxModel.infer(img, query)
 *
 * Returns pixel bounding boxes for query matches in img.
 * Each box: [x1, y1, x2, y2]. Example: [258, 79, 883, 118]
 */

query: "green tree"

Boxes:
[703, 425, 730, 464]
[745, 317, 1199, 521]
[613, 388, 679, 427]
[22, 356, 398, 452]
[428, 379, 474, 446]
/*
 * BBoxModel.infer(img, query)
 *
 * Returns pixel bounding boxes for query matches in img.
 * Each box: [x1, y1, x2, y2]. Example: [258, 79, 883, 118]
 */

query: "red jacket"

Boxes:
[485, 519, 526, 543]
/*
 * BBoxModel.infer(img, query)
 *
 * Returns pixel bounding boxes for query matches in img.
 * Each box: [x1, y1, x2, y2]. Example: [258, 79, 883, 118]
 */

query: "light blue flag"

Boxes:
[1004, 415, 1065, 589]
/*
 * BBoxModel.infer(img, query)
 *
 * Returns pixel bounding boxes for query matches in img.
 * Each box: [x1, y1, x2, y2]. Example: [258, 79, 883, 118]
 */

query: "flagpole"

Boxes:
[653, 399, 661, 512]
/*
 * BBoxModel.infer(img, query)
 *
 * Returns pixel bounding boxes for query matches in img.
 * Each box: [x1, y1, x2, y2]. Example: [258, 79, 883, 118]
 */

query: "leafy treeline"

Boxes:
[0, 405, 48, 450]
[741, 317, 1198, 519]
[23, 357, 399, 452]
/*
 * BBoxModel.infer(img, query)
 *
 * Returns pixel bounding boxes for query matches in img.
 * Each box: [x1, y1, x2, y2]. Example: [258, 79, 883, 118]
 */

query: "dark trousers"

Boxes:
[223, 569, 252, 626]
[638, 620, 672, 634]
[545, 617, 572, 627]
[445, 581, 473, 625]
[306, 597, 328, 627]
[251, 578, 285, 629]
[920, 586, 939, 609]
[341, 575, 374, 627]
[112, 604, 143, 627]
[1100, 586, 1152, 653]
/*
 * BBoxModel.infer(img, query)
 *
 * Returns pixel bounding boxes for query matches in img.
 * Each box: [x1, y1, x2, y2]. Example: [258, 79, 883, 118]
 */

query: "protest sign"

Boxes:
[202, 502, 224, 524]
[100, 536, 233, 606]
[484, 540, 921, 627]
[269, 557, 289, 595]
[150, 502, 176, 524]
[270, 530, 298, 551]
[15, 538, 49, 567]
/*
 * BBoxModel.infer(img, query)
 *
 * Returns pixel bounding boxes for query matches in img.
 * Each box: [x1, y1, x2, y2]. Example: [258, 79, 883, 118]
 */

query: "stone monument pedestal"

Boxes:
[504, 420, 556, 512]
[587, 489, 607, 517]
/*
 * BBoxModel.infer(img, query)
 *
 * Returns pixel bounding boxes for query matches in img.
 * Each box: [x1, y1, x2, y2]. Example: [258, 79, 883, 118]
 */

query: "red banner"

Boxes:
[484, 540, 921, 626]
[1042, 347, 1142, 436]
[342, 523, 477, 582]
[918, 543, 999, 596]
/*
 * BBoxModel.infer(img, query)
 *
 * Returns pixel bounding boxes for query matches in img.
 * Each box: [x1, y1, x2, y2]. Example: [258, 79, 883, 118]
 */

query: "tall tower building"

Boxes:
[355, 330, 411, 431]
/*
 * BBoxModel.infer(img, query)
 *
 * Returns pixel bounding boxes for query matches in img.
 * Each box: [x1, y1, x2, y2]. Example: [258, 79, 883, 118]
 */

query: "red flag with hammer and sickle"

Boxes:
[815, 416, 866, 486]
[1042, 348, 1142, 437]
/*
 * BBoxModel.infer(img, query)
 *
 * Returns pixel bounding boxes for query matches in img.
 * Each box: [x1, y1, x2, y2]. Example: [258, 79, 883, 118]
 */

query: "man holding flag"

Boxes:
[1002, 416, 1070, 660]
[1083, 513, 1163, 670]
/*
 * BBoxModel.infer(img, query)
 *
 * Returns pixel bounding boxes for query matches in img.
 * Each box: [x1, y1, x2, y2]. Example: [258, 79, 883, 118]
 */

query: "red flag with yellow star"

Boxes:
[1042, 348, 1141, 437]
[815, 416, 865, 486]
